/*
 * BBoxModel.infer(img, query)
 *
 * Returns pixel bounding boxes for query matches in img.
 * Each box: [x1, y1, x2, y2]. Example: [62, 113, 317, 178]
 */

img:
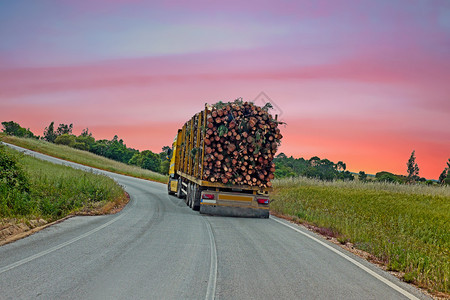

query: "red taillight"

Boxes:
[257, 198, 269, 204]
[202, 194, 215, 200]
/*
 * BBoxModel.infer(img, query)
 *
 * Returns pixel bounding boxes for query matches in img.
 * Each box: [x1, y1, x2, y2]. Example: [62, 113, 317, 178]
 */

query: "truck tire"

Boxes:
[188, 183, 194, 208]
[186, 183, 192, 207]
[192, 185, 200, 211]
[176, 178, 183, 199]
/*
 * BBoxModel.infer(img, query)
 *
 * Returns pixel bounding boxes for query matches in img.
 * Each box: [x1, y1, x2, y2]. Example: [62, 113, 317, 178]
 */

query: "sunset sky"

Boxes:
[1, 0, 449, 179]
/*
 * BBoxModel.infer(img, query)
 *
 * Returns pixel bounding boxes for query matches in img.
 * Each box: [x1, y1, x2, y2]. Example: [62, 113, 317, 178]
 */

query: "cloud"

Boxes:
[2, 46, 448, 113]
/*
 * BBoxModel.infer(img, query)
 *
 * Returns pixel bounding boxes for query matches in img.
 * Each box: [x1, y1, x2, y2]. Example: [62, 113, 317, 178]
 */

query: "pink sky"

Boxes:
[1, 0, 449, 179]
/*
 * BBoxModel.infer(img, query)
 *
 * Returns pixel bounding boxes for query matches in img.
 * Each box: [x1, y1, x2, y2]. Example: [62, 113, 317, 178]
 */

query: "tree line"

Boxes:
[2, 121, 449, 184]
[274, 150, 450, 184]
[1, 121, 170, 175]
[273, 153, 355, 181]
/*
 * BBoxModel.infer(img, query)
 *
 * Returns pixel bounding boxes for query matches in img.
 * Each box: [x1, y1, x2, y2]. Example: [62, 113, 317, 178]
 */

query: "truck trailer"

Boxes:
[167, 99, 282, 218]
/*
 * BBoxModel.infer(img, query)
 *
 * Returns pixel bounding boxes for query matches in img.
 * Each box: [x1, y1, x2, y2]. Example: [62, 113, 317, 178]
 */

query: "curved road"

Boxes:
[0, 143, 428, 299]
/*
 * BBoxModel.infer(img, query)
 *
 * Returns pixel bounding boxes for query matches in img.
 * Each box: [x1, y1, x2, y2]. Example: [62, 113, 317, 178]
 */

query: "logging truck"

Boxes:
[167, 100, 282, 218]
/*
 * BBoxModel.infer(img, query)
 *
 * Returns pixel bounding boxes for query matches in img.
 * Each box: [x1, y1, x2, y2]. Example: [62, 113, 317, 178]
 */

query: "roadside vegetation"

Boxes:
[271, 177, 450, 294]
[0, 134, 167, 184]
[1, 121, 171, 178]
[0, 144, 127, 223]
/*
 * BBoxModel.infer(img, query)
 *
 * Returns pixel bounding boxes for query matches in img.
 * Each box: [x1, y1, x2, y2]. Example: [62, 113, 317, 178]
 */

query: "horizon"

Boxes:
[1, 0, 449, 179]
[0, 118, 440, 180]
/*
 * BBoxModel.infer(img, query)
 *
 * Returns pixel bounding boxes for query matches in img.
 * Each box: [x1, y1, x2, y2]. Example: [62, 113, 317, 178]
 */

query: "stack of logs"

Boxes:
[201, 99, 283, 188]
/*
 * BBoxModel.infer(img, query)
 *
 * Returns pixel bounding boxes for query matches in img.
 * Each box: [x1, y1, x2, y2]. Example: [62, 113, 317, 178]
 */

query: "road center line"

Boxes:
[0, 211, 127, 275]
[203, 217, 218, 300]
[270, 216, 420, 300]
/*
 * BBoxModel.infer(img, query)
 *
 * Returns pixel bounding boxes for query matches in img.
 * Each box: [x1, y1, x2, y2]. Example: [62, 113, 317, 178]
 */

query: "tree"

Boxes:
[160, 160, 170, 174]
[309, 156, 320, 167]
[129, 150, 161, 172]
[276, 153, 287, 159]
[56, 123, 73, 136]
[141, 151, 160, 171]
[1, 121, 35, 138]
[340, 170, 354, 181]
[406, 150, 419, 183]
[358, 171, 367, 182]
[90, 139, 109, 156]
[43, 121, 57, 143]
[43, 122, 73, 143]
[439, 159, 450, 184]
[337, 161, 346, 172]
[439, 170, 447, 183]
[103, 135, 137, 163]
[274, 164, 296, 178]
[162, 145, 171, 153]
[80, 128, 92, 137]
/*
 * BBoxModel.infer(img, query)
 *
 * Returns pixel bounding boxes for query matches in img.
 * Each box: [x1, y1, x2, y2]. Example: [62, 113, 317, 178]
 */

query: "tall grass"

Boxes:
[1, 146, 127, 221]
[0, 134, 167, 183]
[271, 177, 450, 294]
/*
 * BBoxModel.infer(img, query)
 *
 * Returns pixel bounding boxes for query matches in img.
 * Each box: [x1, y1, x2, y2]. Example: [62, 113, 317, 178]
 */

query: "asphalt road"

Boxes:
[0, 143, 429, 299]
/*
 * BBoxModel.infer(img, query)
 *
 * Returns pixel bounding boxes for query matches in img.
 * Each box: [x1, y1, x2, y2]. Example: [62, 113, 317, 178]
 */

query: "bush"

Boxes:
[54, 134, 76, 147]
[75, 135, 95, 151]
[0, 145, 32, 216]
[376, 171, 400, 183]
[0, 145, 29, 192]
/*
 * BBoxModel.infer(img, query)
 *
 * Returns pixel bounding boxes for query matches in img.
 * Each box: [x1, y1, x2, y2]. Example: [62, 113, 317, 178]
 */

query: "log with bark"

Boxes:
[200, 98, 283, 188]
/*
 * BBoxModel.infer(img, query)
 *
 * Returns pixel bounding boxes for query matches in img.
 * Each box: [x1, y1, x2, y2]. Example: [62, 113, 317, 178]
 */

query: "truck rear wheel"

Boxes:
[188, 183, 194, 209]
[186, 183, 192, 207]
[176, 178, 184, 199]
[193, 185, 200, 211]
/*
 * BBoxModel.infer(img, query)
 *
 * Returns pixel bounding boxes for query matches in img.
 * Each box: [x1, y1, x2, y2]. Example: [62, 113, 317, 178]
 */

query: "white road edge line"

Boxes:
[0, 212, 127, 275]
[270, 216, 420, 300]
[204, 218, 218, 300]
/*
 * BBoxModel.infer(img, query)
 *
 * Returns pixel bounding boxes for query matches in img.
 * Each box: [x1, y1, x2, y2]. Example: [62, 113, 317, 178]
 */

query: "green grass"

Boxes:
[0, 134, 167, 184]
[271, 177, 450, 294]
[1, 146, 128, 222]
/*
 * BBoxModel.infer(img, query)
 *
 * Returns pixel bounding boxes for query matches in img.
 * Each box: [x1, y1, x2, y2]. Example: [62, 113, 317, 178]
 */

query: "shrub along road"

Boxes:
[0, 143, 428, 299]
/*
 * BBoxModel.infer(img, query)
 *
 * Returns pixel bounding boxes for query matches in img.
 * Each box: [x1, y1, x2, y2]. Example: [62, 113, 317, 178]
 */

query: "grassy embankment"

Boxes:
[0, 134, 167, 184]
[1, 146, 127, 227]
[271, 177, 450, 294]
